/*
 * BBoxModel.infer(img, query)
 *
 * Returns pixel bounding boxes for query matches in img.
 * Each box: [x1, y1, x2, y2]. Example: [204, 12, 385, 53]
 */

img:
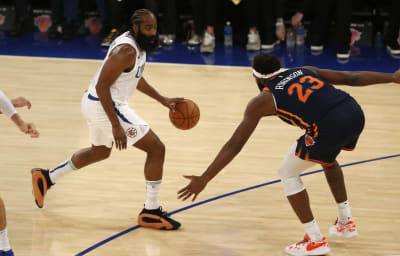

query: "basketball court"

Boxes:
[0, 55, 399, 255]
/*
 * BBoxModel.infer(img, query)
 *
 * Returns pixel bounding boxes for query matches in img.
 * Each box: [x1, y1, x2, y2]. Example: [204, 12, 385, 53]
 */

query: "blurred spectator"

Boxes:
[47, 0, 80, 40]
[291, 0, 352, 59]
[189, 0, 217, 53]
[245, 0, 285, 51]
[9, 0, 30, 36]
[95, 0, 111, 41]
[145, 0, 177, 46]
[101, 0, 140, 47]
[384, 0, 400, 55]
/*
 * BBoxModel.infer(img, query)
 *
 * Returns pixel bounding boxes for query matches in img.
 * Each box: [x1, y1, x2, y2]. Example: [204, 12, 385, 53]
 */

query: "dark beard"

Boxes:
[135, 29, 159, 53]
[257, 81, 265, 91]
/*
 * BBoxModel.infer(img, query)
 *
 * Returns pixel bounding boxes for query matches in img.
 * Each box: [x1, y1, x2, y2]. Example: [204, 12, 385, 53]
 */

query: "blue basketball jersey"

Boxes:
[263, 68, 350, 135]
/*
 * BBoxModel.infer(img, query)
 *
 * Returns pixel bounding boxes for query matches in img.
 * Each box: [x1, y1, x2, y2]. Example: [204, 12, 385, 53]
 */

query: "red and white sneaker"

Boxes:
[285, 234, 330, 256]
[329, 218, 358, 238]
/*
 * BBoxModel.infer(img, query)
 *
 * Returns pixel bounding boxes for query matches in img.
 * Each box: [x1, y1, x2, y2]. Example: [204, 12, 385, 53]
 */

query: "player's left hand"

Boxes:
[11, 97, 32, 109]
[393, 69, 400, 83]
[177, 175, 208, 201]
[162, 97, 184, 111]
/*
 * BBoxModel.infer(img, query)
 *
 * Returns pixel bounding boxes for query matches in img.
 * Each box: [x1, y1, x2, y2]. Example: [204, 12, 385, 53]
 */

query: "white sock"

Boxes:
[0, 228, 11, 251]
[304, 219, 323, 241]
[145, 180, 161, 210]
[49, 158, 77, 184]
[337, 200, 352, 223]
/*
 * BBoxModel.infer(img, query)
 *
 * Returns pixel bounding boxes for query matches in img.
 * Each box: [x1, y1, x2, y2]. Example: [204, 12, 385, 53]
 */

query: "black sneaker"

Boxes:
[48, 23, 62, 39]
[337, 44, 351, 59]
[31, 168, 53, 208]
[138, 207, 181, 230]
[386, 40, 400, 55]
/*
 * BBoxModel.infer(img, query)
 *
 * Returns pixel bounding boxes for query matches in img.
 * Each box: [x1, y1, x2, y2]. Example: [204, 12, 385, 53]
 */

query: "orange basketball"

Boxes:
[169, 99, 200, 130]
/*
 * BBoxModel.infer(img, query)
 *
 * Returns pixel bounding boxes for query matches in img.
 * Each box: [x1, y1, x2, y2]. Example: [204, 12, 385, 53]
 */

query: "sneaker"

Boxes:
[162, 34, 175, 45]
[329, 218, 358, 239]
[31, 168, 53, 208]
[337, 44, 351, 59]
[137, 207, 181, 230]
[310, 44, 323, 51]
[386, 40, 400, 55]
[285, 234, 330, 256]
[101, 28, 119, 47]
[261, 40, 279, 50]
[0, 249, 14, 256]
[246, 31, 261, 51]
[48, 23, 62, 39]
[200, 31, 215, 53]
[188, 33, 201, 45]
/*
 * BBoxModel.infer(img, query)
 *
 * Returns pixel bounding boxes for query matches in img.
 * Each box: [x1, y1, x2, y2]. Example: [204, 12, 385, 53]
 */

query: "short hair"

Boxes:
[252, 53, 281, 75]
[130, 9, 155, 34]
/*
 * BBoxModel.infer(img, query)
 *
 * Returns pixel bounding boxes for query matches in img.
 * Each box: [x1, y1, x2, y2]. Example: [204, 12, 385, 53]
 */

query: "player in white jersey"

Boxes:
[31, 9, 181, 230]
[0, 90, 39, 256]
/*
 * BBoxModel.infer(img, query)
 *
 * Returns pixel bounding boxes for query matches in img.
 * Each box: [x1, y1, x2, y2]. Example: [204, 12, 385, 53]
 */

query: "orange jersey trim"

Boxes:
[277, 108, 311, 128]
[342, 147, 355, 151]
[263, 87, 270, 92]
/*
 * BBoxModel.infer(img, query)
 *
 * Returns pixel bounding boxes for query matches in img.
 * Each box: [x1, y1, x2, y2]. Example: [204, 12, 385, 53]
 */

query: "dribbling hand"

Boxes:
[177, 175, 208, 202]
[162, 97, 184, 111]
[112, 124, 127, 150]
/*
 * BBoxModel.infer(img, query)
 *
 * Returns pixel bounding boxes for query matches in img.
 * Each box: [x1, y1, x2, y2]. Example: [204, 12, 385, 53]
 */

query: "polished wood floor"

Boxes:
[0, 56, 399, 256]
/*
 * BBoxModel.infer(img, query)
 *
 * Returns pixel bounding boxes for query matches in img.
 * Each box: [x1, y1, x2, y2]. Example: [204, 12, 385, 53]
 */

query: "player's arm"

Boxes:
[0, 90, 39, 137]
[137, 77, 183, 110]
[178, 91, 276, 201]
[96, 44, 135, 150]
[304, 66, 400, 86]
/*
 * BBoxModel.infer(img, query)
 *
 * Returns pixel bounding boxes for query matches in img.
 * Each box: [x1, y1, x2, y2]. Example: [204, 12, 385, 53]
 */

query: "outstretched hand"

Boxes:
[177, 175, 208, 202]
[19, 122, 40, 138]
[162, 97, 184, 111]
[393, 69, 400, 83]
[12, 97, 32, 109]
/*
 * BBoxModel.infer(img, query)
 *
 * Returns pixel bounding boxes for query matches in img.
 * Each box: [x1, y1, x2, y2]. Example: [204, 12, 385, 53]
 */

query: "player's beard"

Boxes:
[135, 28, 159, 53]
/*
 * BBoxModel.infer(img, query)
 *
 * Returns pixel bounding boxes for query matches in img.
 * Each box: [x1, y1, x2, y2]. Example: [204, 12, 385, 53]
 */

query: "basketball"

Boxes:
[169, 99, 200, 130]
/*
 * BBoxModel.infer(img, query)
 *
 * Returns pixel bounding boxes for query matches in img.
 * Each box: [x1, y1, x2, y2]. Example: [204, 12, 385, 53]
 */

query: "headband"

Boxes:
[252, 68, 287, 79]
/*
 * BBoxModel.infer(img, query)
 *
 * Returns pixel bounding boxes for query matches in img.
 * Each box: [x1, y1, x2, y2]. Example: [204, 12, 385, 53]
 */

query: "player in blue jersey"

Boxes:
[178, 53, 400, 256]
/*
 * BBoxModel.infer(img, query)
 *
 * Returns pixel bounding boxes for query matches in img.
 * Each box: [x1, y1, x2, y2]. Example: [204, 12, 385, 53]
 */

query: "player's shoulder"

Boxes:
[110, 44, 137, 59]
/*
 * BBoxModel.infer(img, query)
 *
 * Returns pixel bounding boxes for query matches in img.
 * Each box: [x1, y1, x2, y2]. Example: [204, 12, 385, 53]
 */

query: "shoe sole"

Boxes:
[285, 246, 330, 256]
[137, 213, 177, 230]
[31, 168, 47, 208]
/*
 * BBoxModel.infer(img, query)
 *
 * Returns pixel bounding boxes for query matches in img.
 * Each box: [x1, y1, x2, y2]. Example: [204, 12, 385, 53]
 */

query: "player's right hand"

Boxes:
[112, 124, 127, 150]
[19, 122, 40, 138]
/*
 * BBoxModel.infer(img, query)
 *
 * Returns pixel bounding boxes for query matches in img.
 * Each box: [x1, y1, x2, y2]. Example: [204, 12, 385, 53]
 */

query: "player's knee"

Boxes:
[93, 147, 111, 161]
[153, 139, 165, 157]
[278, 167, 305, 196]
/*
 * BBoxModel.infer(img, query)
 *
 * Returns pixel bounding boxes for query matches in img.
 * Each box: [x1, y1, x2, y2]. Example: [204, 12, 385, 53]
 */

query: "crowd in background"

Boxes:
[1, 0, 400, 59]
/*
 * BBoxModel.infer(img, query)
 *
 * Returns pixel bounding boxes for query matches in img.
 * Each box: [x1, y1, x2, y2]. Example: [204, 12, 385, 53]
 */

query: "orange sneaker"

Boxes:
[329, 218, 358, 238]
[31, 168, 53, 208]
[138, 207, 181, 230]
[285, 234, 330, 256]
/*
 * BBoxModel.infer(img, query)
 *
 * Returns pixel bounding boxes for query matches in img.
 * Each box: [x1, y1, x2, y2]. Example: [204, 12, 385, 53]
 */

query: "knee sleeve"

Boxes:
[278, 142, 316, 196]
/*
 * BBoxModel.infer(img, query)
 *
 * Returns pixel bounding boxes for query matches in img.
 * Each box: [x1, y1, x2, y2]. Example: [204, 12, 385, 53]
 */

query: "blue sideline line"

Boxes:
[75, 153, 400, 256]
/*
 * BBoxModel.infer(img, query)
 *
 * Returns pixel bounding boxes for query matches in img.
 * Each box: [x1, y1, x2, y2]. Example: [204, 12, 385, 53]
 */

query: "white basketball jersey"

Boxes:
[88, 31, 146, 105]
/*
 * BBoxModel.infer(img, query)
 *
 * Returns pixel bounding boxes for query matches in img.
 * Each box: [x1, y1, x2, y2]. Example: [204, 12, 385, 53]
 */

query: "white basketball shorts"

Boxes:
[81, 92, 150, 148]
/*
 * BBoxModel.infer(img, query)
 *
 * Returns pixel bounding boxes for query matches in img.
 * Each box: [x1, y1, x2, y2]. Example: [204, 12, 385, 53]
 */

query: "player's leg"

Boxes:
[31, 144, 112, 208]
[278, 143, 330, 256]
[0, 198, 14, 256]
[323, 161, 358, 239]
[133, 129, 180, 230]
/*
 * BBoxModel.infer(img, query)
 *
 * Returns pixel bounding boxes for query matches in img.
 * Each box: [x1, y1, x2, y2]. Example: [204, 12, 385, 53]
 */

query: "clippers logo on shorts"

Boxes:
[305, 134, 315, 147]
[126, 127, 137, 138]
